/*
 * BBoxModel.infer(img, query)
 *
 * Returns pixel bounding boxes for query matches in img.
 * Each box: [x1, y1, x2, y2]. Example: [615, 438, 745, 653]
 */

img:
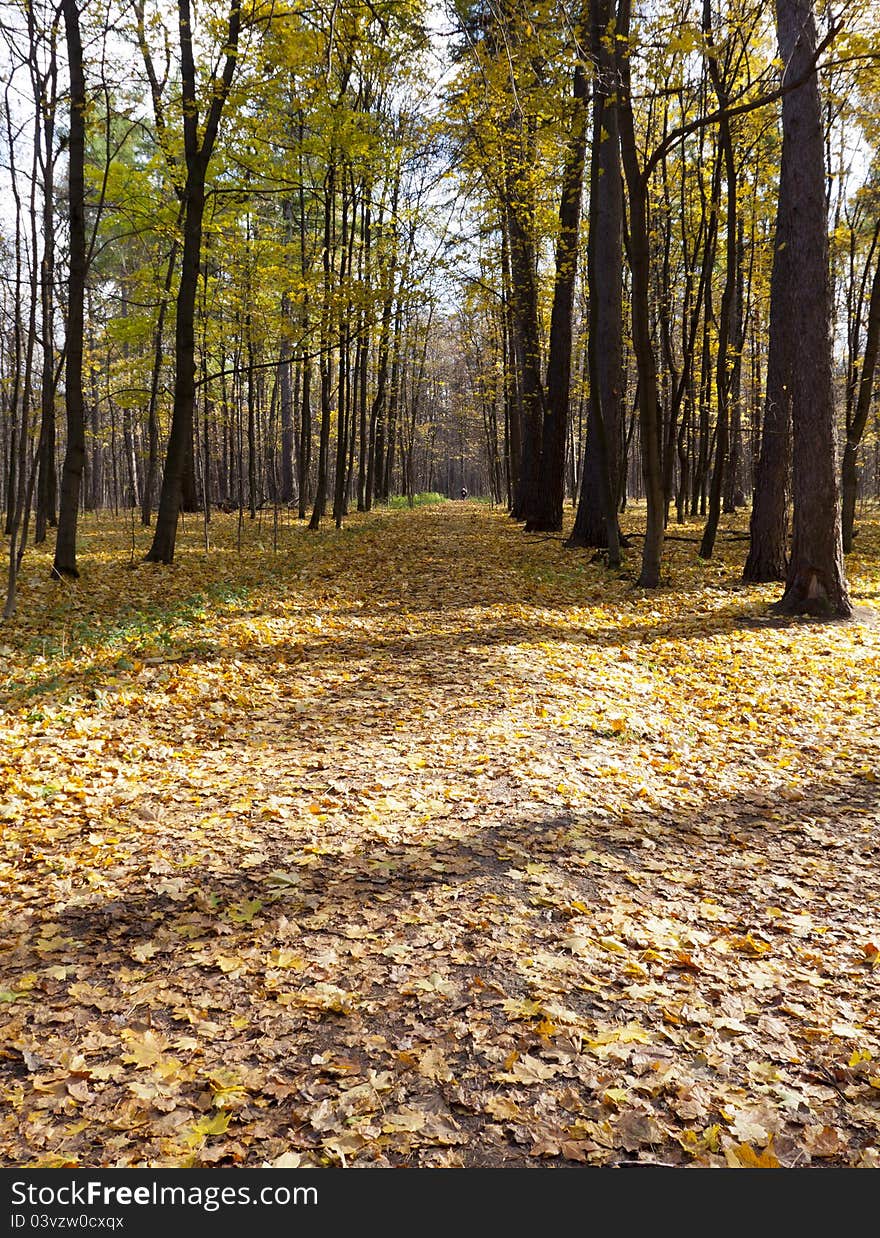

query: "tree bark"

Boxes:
[52, 0, 87, 580]
[145, 0, 241, 563]
[616, 0, 665, 587]
[841, 236, 880, 552]
[526, 16, 589, 533]
[505, 119, 545, 523]
[568, 0, 624, 558]
[35, 16, 59, 545]
[309, 158, 335, 530]
[699, 0, 737, 560]
[771, 0, 851, 617]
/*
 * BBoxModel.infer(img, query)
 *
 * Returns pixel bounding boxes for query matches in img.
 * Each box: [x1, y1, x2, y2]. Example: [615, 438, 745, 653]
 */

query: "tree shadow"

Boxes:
[33, 765, 880, 955]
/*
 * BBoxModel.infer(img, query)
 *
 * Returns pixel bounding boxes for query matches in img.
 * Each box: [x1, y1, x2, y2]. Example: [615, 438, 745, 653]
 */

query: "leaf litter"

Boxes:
[1, 503, 879, 1169]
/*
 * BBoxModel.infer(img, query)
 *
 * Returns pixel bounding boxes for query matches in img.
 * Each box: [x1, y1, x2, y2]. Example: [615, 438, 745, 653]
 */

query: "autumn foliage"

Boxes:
[1, 504, 879, 1167]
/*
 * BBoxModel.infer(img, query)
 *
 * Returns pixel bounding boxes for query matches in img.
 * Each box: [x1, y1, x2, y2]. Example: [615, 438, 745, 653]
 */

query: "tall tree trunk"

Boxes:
[141, 236, 178, 525]
[506, 133, 545, 522]
[356, 190, 370, 512]
[723, 218, 747, 513]
[771, 0, 850, 617]
[146, 171, 206, 561]
[617, 0, 665, 587]
[278, 197, 295, 505]
[333, 176, 351, 527]
[279, 328, 295, 505]
[500, 221, 520, 510]
[35, 18, 59, 545]
[568, 0, 624, 558]
[309, 158, 335, 530]
[246, 315, 257, 519]
[526, 16, 589, 533]
[298, 353, 312, 519]
[52, 0, 87, 580]
[699, 0, 737, 560]
[744, 226, 791, 576]
[842, 238, 880, 552]
[146, 0, 241, 563]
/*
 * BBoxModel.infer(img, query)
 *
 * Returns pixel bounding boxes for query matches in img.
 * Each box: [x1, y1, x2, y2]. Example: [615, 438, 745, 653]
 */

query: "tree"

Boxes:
[567, 0, 624, 559]
[698, 0, 740, 561]
[841, 203, 880, 553]
[145, 0, 242, 564]
[525, 6, 589, 534]
[52, 0, 87, 580]
[616, 0, 666, 587]
[770, 0, 851, 617]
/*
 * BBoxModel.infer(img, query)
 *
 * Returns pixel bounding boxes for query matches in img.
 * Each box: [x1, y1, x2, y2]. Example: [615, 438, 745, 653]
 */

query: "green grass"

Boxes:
[384, 492, 448, 509]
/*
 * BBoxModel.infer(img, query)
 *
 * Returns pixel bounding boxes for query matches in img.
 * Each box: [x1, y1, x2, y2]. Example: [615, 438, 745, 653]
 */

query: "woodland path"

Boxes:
[1, 503, 880, 1167]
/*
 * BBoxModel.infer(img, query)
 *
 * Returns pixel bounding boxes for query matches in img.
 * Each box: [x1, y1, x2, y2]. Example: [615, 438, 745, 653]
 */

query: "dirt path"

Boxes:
[1, 504, 879, 1166]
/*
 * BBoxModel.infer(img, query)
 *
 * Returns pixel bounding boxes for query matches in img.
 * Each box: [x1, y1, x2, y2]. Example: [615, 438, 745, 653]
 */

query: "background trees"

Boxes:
[0, 0, 878, 609]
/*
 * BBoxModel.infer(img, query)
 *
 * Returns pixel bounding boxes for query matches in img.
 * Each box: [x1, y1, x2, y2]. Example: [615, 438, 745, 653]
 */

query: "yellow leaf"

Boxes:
[502, 997, 543, 1019]
[189, 1111, 232, 1138]
[588, 1022, 651, 1048]
[726, 1141, 781, 1168]
[729, 934, 771, 957]
[484, 1096, 523, 1121]
[121, 1030, 179, 1072]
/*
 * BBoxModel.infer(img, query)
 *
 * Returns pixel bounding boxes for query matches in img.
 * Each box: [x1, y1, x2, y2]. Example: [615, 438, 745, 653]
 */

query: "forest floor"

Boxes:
[1, 500, 880, 1169]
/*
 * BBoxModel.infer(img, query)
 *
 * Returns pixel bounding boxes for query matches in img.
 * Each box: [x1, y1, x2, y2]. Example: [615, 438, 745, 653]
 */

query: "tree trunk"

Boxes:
[699, 0, 737, 560]
[52, 0, 87, 580]
[35, 23, 59, 545]
[744, 155, 792, 577]
[771, 0, 850, 617]
[309, 159, 335, 530]
[146, 171, 206, 561]
[568, 0, 624, 558]
[526, 17, 589, 533]
[617, 0, 665, 587]
[145, 0, 241, 563]
[841, 236, 880, 552]
[503, 114, 544, 522]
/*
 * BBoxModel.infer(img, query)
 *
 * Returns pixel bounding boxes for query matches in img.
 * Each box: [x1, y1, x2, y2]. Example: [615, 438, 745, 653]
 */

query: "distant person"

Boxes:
[460, 487, 468, 500]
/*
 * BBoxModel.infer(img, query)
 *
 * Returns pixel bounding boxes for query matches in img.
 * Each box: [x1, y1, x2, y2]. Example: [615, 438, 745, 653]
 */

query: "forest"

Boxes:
[1, 0, 880, 1178]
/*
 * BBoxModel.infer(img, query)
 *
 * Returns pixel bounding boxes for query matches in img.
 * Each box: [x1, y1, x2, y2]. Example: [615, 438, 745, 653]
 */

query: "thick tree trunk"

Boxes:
[771, 0, 850, 617]
[568, 0, 624, 556]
